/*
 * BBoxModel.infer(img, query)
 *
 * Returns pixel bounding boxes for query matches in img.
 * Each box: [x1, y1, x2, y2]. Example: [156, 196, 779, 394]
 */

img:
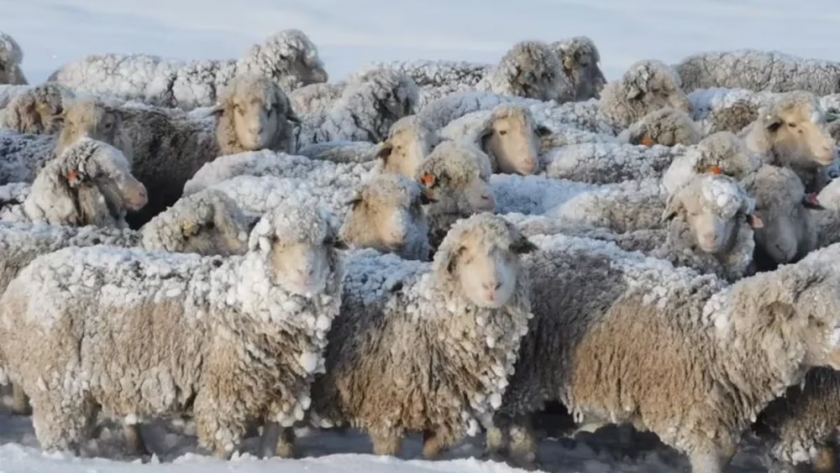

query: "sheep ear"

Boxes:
[376, 142, 393, 162]
[765, 115, 783, 133]
[285, 110, 301, 125]
[344, 196, 363, 208]
[707, 165, 723, 175]
[207, 104, 225, 118]
[419, 172, 437, 188]
[479, 125, 494, 148]
[327, 235, 348, 250]
[446, 246, 466, 275]
[747, 214, 764, 229]
[639, 135, 654, 147]
[661, 195, 683, 222]
[182, 221, 200, 236]
[510, 237, 538, 254]
[66, 169, 81, 186]
[803, 193, 826, 210]
[535, 124, 552, 137]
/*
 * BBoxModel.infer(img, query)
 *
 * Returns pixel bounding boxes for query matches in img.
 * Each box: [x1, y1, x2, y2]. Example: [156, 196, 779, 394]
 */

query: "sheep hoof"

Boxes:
[10, 385, 32, 416]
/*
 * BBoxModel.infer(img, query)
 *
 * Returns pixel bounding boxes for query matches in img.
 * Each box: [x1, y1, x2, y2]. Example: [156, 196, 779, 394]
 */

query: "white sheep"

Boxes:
[294, 67, 419, 149]
[675, 49, 840, 95]
[1, 138, 147, 229]
[487, 232, 840, 473]
[550, 36, 607, 101]
[541, 141, 687, 184]
[437, 103, 550, 175]
[376, 115, 440, 177]
[476, 40, 574, 103]
[0, 83, 75, 134]
[0, 128, 58, 185]
[0, 33, 26, 85]
[599, 59, 692, 130]
[288, 82, 344, 116]
[739, 91, 837, 193]
[0, 200, 346, 457]
[616, 107, 702, 147]
[308, 213, 536, 459]
[296, 141, 381, 165]
[662, 131, 762, 195]
[47, 29, 328, 110]
[491, 174, 598, 215]
[688, 87, 773, 135]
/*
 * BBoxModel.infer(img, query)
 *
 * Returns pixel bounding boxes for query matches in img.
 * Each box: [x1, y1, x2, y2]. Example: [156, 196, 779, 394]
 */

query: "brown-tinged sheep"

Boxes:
[550, 36, 607, 101]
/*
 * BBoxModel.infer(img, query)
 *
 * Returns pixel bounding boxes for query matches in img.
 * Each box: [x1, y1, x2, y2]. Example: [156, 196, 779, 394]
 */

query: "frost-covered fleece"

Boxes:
[0, 32, 26, 85]
[541, 141, 688, 184]
[0, 128, 57, 185]
[0, 202, 344, 457]
[0, 83, 75, 135]
[311, 214, 535, 457]
[676, 49, 840, 95]
[47, 29, 328, 110]
[490, 233, 840, 473]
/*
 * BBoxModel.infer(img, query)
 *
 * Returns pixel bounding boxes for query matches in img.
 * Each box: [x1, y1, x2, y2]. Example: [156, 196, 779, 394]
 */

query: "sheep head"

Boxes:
[212, 75, 299, 154]
[67, 138, 148, 213]
[377, 115, 438, 178]
[552, 36, 607, 100]
[240, 29, 328, 91]
[492, 40, 572, 102]
[339, 174, 432, 261]
[434, 213, 536, 309]
[248, 200, 345, 296]
[3, 83, 72, 134]
[621, 59, 691, 115]
[478, 104, 544, 175]
[0, 32, 26, 85]
[415, 141, 496, 217]
[756, 92, 837, 168]
[55, 98, 132, 160]
[662, 174, 759, 254]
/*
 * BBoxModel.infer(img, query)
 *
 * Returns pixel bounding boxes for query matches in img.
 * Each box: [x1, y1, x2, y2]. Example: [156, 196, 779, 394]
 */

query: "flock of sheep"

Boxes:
[4, 27, 840, 473]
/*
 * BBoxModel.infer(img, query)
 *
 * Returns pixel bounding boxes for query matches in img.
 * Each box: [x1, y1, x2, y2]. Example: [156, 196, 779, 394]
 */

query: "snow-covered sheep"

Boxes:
[209, 74, 300, 155]
[817, 177, 840, 211]
[476, 40, 574, 103]
[541, 141, 686, 184]
[288, 82, 344, 116]
[369, 59, 492, 90]
[743, 165, 822, 271]
[415, 140, 496, 249]
[55, 97, 219, 227]
[438, 104, 550, 175]
[294, 67, 419, 149]
[1, 138, 147, 229]
[339, 174, 432, 261]
[487, 232, 840, 473]
[0, 200, 345, 457]
[675, 49, 840, 96]
[0, 128, 57, 185]
[656, 173, 761, 281]
[297, 141, 381, 165]
[739, 91, 837, 193]
[662, 131, 762, 194]
[688, 88, 774, 135]
[491, 174, 598, 215]
[377, 115, 439, 177]
[617, 107, 702, 147]
[0, 33, 26, 85]
[0, 83, 75, 134]
[550, 36, 607, 101]
[599, 59, 692, 130]
[308, 213, 536, 459]
[48, 29, 328, 110]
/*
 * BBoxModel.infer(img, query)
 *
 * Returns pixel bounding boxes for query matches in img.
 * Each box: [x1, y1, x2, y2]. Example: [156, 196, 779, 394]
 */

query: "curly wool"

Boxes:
[688, 88, 773, 135]
[288, 82, 344, 115]
[47, 29, 327, 110]
[0, 182, 31, 222]
[378, 115, 440, 177]
[297, 141, 382, 165]
[0, 201, 344, 456]
[0, 128, 58, 185]
[0, 33, 26, 85]
[662, 131, 762, 195]
[311, 214, 534, 454]
[492, 232, 840, 473]
[491, 174, 598, 215]
[541, 142, 687, 184]
[617, 107, 702, 147]
[675, 49, 840, 95]
[476, 40, 574, 103]
[0, 83, 75, 134]
[550, 36, 607, 101]
[599, 59, 692, 130]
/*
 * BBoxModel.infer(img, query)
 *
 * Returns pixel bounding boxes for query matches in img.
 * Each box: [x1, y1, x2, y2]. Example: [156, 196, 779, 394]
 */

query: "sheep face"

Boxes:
[7, 85, 69, 134]
[57, 99, 130, 159]
[177, 196, 250, 257]
[417, 142, 496, 217]
[761, 100, 837, 168]
[781, 269, 840, 369]
[233, 99, 282, 151]
[84, 144, 148, 212]
[442, 216, 536, 309]
[378, 118, 436, 178]
[480, 108, 543, 175]
[623, 60, 691, 115]
[270, 241, 333, 296]
[553, 37, 607, 100]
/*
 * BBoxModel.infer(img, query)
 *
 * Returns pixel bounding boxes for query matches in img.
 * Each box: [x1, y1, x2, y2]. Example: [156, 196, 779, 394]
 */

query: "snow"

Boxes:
[3, 0, 839, 471]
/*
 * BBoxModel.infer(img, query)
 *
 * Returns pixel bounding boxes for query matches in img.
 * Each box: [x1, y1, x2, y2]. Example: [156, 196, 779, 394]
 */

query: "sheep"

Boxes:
[476, 40, 574, 103]
[541, 142, 687, 184]
[55, 97, 218, 227]
[675, 49, 840, 96]
[307, 213, 536, 459]
[0, 182, 30, 222]
[1, 138, 147, 229]
[294, 68, 419, 149]
[688, 88, 774, 135]
[616, 107, 702, 147]
[48, 29, 328, 110]
[297, 141, 382, 165]
[742, 165, 822, 271]
[662, 131, 762, 195]
[288, 82, 344, 116]
[486, 232, 840, 473]
[438, 103, 550, 175]
[369, 59, 492, 90]
[739, 91, 837, 193]
[0, 199, 346, 457]
[0, 33, 26, 85]
[376, 115, 439, 177]
[0, 83, 75, 135]
[0, 128, 58, 185]
[415, 140, 496, 249]
[550, 36, 607, 101]
[491, 174, 599, 215]
[656, 173, 761, 281]
[817, 177, 840, 210]
[209, 74, 300, 156]
[599, 59, 692, 130]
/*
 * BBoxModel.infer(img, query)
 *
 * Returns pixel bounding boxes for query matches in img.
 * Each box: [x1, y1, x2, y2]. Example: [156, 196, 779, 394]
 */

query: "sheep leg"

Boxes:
[258, 422, 296, 459]
[10, 383, 31, 416]
[123, 423, 150, 456]
[688, 443, 736, 473]
[507, 415, 539, 471]
[29, 389, 96, 455]
[370, 429, 403, 456]
[811, 442, 839, 473]
[422, 429, 446, 459]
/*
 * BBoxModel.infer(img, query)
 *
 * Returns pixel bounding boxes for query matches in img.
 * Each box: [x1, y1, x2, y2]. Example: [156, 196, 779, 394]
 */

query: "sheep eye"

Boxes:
[205, 222, 215, 230]
[788, 122, 797, 128]
[499, 130, 507, 136]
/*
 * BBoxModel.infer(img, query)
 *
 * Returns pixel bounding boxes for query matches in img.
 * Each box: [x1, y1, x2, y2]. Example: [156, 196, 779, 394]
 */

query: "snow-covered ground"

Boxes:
[1, 0, 836, 471]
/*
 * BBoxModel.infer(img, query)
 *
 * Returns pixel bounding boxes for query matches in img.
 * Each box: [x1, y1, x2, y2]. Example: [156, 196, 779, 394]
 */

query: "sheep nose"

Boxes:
[483, 281, 502, 291]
